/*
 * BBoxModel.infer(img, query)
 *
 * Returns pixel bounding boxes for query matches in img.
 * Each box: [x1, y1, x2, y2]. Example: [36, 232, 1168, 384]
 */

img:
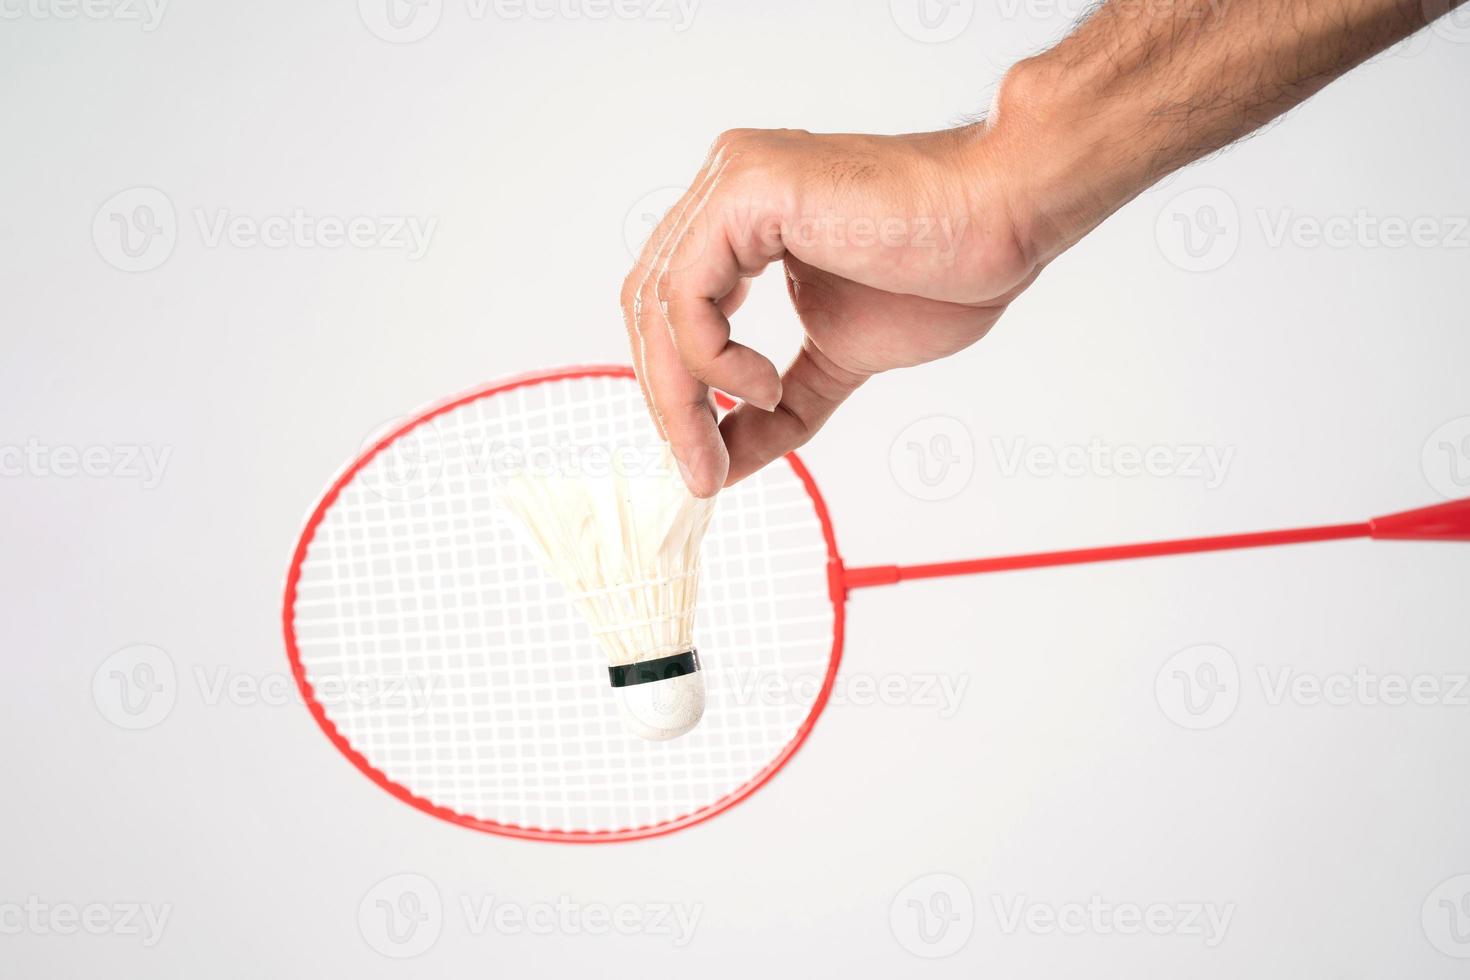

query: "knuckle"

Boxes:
[779, 403, 817, 445]
[685, 332, 725, 373]
[709, 127, 762, 160]
[687, 348, 722, 381]
[711, 127, 749, 149]
[619, 275, 640, 311]
[653, 268, 686, 307]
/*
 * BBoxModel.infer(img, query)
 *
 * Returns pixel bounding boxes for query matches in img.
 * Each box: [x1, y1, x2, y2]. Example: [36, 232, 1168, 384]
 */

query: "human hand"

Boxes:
[623, 0, 1450, 499]
[620, 124, 1041, 497]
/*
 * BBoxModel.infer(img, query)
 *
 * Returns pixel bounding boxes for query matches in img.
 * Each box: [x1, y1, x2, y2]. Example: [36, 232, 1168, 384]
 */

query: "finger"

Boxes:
[655, 194, 783, 411]
[720, 340, 868, 487]
[636, 294, 728, 497]
[622, 200, 701, 439]
[620, 159, 728, 440]
[716, 276, 751, 318]
[632, 172, 734, 497]
[660, 286, 782, 411]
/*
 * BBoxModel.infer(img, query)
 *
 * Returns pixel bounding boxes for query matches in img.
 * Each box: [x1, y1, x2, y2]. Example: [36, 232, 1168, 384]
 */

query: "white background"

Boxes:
[3, 0, 1469, 975]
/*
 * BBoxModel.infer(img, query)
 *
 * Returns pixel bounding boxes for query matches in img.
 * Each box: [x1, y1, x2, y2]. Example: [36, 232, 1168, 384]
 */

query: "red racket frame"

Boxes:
[283, 365, 847, 843]
[285, 364, 1470, 843]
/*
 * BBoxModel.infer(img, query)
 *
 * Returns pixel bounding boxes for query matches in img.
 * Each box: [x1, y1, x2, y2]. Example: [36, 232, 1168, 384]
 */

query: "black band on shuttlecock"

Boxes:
[608, 649, 700, 688]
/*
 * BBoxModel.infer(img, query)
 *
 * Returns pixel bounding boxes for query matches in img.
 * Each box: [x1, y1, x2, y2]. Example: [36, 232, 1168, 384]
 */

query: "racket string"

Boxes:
[292, 375, 836, 835]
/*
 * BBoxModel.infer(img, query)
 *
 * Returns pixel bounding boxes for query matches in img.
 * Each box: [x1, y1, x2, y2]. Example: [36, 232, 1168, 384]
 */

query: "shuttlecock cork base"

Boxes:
[496, 445, 717, 741]
[607, 648, 703, 741]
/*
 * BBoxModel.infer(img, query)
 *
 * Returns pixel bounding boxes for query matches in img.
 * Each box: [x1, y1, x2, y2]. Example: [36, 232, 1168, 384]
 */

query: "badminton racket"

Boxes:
[283, 365, 1469, 842]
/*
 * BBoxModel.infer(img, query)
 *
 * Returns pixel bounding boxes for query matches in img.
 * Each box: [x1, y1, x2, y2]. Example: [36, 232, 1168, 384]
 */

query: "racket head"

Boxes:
[283, 365, 846, 842]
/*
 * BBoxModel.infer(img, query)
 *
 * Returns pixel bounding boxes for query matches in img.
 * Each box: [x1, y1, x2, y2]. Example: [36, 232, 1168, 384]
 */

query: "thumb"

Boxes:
[720, 341, 867, 487]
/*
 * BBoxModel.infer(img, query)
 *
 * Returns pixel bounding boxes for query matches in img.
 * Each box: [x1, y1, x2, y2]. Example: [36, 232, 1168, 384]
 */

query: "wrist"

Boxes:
[979, 53, 1161, 267]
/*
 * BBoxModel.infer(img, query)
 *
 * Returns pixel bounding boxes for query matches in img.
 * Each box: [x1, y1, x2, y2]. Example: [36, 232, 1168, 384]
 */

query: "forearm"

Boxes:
[988, 0, 1455, 262]
[619, 0, 1462, 493]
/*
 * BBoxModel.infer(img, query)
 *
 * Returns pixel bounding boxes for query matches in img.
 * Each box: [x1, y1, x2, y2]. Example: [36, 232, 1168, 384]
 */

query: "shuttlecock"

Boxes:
[496, 444, 717, 740]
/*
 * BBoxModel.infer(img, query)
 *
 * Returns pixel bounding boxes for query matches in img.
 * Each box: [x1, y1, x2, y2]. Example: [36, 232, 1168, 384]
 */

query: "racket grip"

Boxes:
[1369, 497, 1470, 541]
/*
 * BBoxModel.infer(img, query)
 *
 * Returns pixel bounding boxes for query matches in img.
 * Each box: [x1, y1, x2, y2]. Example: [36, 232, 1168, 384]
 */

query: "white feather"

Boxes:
[496, 444, 716, 740]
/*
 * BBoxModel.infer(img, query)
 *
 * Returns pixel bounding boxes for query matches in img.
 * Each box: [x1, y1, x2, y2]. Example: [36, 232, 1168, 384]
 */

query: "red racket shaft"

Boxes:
[842, 496, 1470, 592]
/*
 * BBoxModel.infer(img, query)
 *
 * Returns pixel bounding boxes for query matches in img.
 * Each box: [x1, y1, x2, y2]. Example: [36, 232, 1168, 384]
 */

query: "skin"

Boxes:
[621, 0, 1466, 498]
